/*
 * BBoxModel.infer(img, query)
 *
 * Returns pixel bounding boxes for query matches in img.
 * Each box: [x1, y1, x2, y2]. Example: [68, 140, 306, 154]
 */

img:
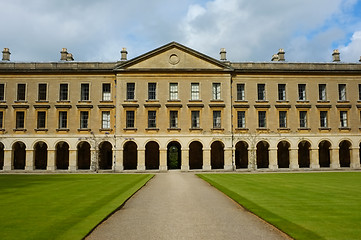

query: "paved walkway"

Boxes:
[86, 172, 291, 240]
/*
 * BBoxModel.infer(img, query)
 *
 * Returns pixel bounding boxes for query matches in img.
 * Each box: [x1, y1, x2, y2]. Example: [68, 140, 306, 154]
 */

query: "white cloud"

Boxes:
[339, 31, 361, 62]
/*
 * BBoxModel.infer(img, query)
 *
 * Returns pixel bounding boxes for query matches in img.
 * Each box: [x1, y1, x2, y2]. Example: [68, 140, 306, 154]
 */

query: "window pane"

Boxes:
[59, 111, 67, 129]
[148, 111, 156, 128]
[299, 111, 307, 128]
[213, 111, 221, 128]
[340, 111, 347, 128]
[81, 83, 89, 101]
[258, 111, 266, 128]
[279, 111, 287, 128]
[0, 84, 4, 101]
[170, 111, 178, 128]
[169, 83, 178, 100]
[102, 111, 110, 129]
[191, 83, 199, 100]
[126, 111, 135, 128]
[320, 111, 328, 127]
[237, 111, 245, 128]
[148, 83, 156, 100]
[212, 83, 221, 100]
[59, 84, 68, 101]
[298, 84, 306, 101]
[102, 83, 111, 101]
[257, 84, 265, 101]
[16, 111, 25, 129]
[191, 111, 200, 128]
[318, 84, 326, 101]
[237, 84, 245, 101]
[37, 111, 46, 129]
[80, 111, 89, 129]
[338, 84, 346, 101]
[278, 84, 286, 101]
[17, 84, 26, 101]
[38, 84, 47, 101]
[0, 112, 3, 129]
[126, 83, 135, 100]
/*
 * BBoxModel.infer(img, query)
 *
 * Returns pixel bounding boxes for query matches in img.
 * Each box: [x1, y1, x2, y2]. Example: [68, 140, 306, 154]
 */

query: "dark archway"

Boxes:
[298, 141, 310, 168]
[99, 141, 112, 170]
[13, 142, 26, 170]
[211, 141, 224, 169]
[34, 141, 47, 170]
[339, 140, 351, 168]
[0, 142, 4, 170]
[77, 141, 91, 170]
[145, 141, 159, 170]
[189, 141, 203, 170]
[235, 141, 248, 169]
[123, 141, 137, 170]
[167, 141, 181, 169]
[319, 140, 331, 168]
[56, 141, 69, 170]
[257, 141, 269, 169]
[277, 141, 290, 168]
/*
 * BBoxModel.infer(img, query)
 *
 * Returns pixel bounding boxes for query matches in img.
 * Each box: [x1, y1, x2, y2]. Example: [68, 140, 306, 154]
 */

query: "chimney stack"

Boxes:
[2, 48, 11, 61]
[359, 56, 361, 63]
[66, 53, 74, 61]
[332, 49, 340, 62]
[60, 48, 68, 61]
[277, 49, 285, 61]
[121, 48, 128, 61]
[220, 48, 227, 61]
[271, 54, 279, 62]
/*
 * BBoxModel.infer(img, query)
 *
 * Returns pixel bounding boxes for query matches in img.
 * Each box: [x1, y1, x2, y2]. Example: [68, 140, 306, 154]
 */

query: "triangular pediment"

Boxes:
[115, 42, 232, 71]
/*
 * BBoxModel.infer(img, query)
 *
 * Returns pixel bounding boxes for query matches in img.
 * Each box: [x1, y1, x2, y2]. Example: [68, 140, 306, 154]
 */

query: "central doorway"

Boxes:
[167, 141, 181, 169]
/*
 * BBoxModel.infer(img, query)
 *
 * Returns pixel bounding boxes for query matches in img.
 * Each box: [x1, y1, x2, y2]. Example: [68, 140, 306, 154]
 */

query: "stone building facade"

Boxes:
[0, 42, 360, 172]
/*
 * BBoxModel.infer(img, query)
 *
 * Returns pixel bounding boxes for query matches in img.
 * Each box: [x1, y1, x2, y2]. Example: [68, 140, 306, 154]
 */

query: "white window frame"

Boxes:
[80, 111, 89, 129]
[278, 84, 286, 101]
[237, 111, 246, 128]
[318, 84, 327, 101]
[298, 84, 306, 101]
[212, 83, 221, 100]
[102, 111, 111, 129]
[257, 84, 266, 101]
[102, 83, 111, 101]
[338, 84, 347, 101]
[213, 111, 221, 128]
[191, 111, 200, 128]
[169, 111, 178, 128]
[299, 111, 307, 128]
[191, 83, 200, 100]
[258, 111, 266, 128]
[320, 111, 328, 128]
[169, 83, 178, 100]
[279, 111, 287, 128]
[237, 84, 245, 101]
[340, 111, 348, 128]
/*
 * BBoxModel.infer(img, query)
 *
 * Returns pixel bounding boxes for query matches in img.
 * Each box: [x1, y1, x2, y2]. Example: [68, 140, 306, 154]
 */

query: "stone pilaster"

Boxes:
[203, 148, 211, 170]
[181, 148, 189, 171]
[224, 148, 233, 171]
[269, 148, 278, 170]
[289, 148, 299, 169]
[114, 149, 123, 172]
[159, 148, 167, 171]
[330, 147, 340, 169]
[25, 150, 34, 171]
[3, 150, 12, 171]
[68, 150, 77, 171]
[137, 149, 145, 171]
[310, 148, 320, 169]
[351, 147, 360, 169]
[47, 150, 56, 171]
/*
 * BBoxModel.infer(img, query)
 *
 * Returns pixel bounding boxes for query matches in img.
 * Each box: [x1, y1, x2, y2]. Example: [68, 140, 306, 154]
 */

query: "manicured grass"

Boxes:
[0, 174, 153, 240]
[198, 172, 361, 240]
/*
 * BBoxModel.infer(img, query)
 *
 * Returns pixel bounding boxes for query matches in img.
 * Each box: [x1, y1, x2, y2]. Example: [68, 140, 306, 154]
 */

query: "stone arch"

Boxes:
[167, 141, 181, 169]
[235, 141, 248, 169]
[211, 141, 224, 169]
[145, 141, 159, 170]
[34, 141, 48, 170]
[123, 141, 137, 170]
[13, 141, 26, 170]
[99, 141, 113, 170]
[298, 141, 310, 168]
[56, 141, 69, 170]
[256, 141, 269, 169]
[189, 141, 203, 170]
[0, 142, 4, 170]
[277, 141, 290, 168]
[339, 140, 351, 168]
[319, 140, 331, 168]
[77, 141, 91, 170]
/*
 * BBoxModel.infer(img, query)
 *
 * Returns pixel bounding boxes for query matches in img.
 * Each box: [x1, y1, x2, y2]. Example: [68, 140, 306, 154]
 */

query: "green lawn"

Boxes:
[198, 172, 361, 240]
[0, 174, 153, 240]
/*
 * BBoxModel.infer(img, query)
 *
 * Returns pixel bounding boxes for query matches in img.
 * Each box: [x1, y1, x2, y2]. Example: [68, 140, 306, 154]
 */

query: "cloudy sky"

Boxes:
[1, 0, 361, 62]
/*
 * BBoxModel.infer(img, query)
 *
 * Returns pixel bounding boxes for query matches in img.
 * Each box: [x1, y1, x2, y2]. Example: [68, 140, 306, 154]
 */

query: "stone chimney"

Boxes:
[277, 49, 285, 61]
[220, 48, 227, 61]
[332, 49, 340, 62]
[121, 48, 128, 61]
[2, 48, 11, 61]
[60, 48, 68, 61]
[359, 56, 361, 62]
[66, 53, 74, 61]
[271, 54, 279, 62]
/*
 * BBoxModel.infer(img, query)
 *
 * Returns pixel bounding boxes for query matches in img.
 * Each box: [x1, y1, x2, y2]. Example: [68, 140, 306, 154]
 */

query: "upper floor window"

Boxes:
[299, 111, 307, 128]
[278, 84, 286, 101]
[17, 84, 26, 101]
[102, 111, 111, 129]
[257, 84, 266, 101]
[279, 111, 287, 128]
[169, 83, 178, 100]
[126, 83, 135, 100]
[80, 83, 90, 101]
[320, 111, 328, 128]
[191, 111, 200, 128]
[213, 111, 221, 128]
[148, 111, 156, 128]
[258, 111, 266, 128]
[58, 111, 68, 129]
[148, 83, 156, 100]
[338, 84, 346, 101]
[359, 84, 361, 101]
[298, 84, 306, 101]
[80, 111, 89, 129]
[340, 111, 348, 128]
[0, 84, 5, 101]
[237, 111, 245, 128]
[38, 84, 47, 101]
[237, 84, 245, 101]
[59, 84, 68, 101]
[0, 111, 3, 129]
[191, 83, 200, 100]
[37, 111, 46, 129]
[102, 83, 111, 101]
[169, 111, 178, 128]
[16, 111, 25, 129]
[318, 84, 327, 101]
[126, 111, 135, 128]
[212, 83, 221, 100]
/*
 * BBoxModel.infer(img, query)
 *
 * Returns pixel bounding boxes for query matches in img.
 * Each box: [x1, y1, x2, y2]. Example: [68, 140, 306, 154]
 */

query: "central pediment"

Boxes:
[115, 42, 232, 71]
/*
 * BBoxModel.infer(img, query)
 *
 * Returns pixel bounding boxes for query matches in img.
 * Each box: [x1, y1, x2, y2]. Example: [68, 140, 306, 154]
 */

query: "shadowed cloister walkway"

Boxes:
[86, 172, 290, 240]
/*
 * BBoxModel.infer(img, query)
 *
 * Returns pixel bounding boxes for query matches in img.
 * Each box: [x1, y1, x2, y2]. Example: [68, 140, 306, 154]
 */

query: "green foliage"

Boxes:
[198, 172, 361, 240]
[0, 174, 153, 240]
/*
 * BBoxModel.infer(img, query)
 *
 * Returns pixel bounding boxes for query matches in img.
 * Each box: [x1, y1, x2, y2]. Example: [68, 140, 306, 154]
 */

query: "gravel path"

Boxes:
[86, 172, 291, 240]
